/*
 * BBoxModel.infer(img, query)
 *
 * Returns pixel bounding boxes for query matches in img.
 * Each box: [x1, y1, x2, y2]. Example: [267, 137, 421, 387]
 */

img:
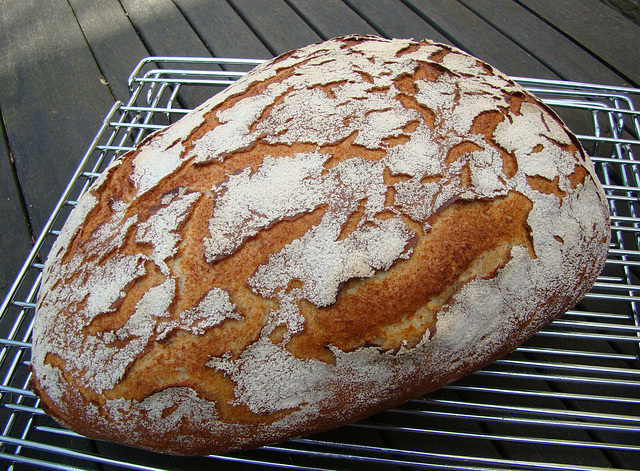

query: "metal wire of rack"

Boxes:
[0, 57, 639, 471]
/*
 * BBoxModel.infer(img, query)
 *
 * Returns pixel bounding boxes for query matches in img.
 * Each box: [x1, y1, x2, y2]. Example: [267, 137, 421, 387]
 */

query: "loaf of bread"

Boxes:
[31, 35, 610, 455]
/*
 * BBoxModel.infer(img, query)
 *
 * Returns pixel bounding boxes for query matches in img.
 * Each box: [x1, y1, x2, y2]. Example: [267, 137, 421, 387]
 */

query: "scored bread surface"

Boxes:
[31, 35, 610, 455]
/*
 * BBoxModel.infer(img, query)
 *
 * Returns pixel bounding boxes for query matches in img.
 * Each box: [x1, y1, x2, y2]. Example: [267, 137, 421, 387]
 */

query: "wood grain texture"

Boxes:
[0, 0, 113, 234]
[67, 0, 153, 102]
[286, 0, 379, 39]
[460, 0, 631, 86]
[227, 0, 322, 54]
[119, 0, 215, 108]
[118, 0, 211, 58]
[173, 0, 273, 60]
[518, 0, 640, 86]
[0, 114, 32, 301]
[344, 0, 451, 44]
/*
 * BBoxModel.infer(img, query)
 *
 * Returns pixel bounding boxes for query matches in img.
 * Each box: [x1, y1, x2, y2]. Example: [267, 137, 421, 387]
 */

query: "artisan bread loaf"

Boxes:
[31, 35, 610, 455]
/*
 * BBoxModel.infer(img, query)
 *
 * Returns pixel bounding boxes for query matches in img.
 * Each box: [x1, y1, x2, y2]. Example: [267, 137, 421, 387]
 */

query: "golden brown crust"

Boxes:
[31, 35, 610, 455]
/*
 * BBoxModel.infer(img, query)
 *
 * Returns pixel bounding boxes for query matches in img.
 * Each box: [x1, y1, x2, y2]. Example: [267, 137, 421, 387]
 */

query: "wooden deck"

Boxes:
[1, 0, 640, 297]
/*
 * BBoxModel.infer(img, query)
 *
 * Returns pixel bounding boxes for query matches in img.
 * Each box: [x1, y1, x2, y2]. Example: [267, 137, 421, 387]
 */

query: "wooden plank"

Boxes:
[119, 0, 211, 58]
[0, 116, 32, 301]
[286, 0, 379, 39]
[119, 0, 214, 109]
[344, 0, 452, 44]
[173, 0, 273, 60]
[0, 0, 114, 235]
[459, 0, 631, 86]
[402, 0, 558, 79]
[518, 0, 640, 87]
[67, 0, 153, 103]
[227, 0, 322, 54]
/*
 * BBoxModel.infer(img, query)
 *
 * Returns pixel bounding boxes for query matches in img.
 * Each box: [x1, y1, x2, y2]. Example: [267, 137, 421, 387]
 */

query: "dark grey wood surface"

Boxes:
[0, 1, 639, 468]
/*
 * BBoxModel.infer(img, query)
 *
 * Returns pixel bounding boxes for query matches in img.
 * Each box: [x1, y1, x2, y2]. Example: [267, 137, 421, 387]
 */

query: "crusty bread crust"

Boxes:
[31, 35, 610, 455]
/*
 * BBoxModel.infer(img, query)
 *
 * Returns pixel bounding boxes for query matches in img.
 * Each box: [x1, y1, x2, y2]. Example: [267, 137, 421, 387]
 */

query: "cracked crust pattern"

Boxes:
[31, 35, 610, 455]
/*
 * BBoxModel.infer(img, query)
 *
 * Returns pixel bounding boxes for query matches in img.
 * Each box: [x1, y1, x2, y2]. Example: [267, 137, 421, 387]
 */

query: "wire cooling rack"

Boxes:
[0, 57, 639, 471]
